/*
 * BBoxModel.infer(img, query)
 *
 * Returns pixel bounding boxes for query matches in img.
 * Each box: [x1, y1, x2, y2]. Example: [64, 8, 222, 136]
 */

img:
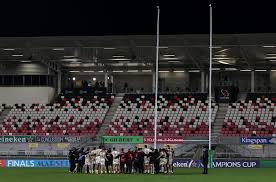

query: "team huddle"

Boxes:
[69, 145, 174, 174]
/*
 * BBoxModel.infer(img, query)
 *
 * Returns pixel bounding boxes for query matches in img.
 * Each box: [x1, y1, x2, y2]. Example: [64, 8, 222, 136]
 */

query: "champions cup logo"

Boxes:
[188, 160, 203, 168]
[221, 89, 229, 97]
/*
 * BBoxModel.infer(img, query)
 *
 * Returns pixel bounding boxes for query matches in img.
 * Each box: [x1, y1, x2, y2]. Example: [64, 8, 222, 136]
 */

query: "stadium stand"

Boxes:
[0, 94, 114, 136]
[221, 93, 276, 137]
[106, 93, 218, 137]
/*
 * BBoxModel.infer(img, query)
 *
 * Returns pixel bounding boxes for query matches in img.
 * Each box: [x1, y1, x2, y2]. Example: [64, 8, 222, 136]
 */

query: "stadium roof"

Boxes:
[1, 0, 276, 36]
[0, 34, 276, 72]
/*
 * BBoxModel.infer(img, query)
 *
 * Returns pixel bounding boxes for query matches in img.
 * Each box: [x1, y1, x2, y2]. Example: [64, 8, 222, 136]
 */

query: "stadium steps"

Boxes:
[175, 144, 197, 158]
[0, 107, 11, 123]
[214, 144, 243, 158]
[192, 145, 203, 160]
[96, 95, 124, 137]
[212, 103, 228, 140]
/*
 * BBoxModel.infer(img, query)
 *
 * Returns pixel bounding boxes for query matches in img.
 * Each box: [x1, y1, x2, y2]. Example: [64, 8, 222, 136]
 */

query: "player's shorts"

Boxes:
[85, 159, 90, 165]
[113, 159, 119, 165]
[168, 159, 173, 165]
[96, 156, 101, 164]
[91, 159, 96, 165]
[144, 157, 150, 164]
[160, 158, 167, 165]
[100, 158, 105, 165]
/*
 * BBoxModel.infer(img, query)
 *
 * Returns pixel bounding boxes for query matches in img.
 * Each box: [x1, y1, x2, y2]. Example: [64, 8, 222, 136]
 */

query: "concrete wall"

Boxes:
[270, 71, 276, 91]
[0, 87, 55, 105]
[159, 72, 190, 92]
[113, 74, 152, 92]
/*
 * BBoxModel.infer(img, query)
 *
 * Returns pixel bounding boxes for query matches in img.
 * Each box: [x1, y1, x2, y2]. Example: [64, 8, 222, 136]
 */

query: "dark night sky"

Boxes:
[0, 0, 276, 36]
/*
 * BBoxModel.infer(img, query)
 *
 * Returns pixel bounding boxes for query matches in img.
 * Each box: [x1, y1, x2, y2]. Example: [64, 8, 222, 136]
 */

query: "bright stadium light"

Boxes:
[263, 45, 276, 48]
[188, 70, 200, 73]
[69, 71, 80, 73]
[142, 70, 152, 72]
[240, 69, 252, 72]
[104, 47, 116, 50]
[112, 55, 125, 58]
[3, 48, 15, 51]
[52, 48, 65, 51]
[20, 60, 32, 63]
[64, 55, 75, 58]
[225, 68, 238, 71]
[163, 54, 175, 57]
[218, 60, 231, 65]
[173, 70, 185, 73]
[163, 57, 179, 60]
[109, 58, 131, 61]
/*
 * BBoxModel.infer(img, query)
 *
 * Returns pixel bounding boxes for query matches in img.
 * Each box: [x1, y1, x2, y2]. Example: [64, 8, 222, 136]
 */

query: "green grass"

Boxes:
[0, 168, 275, 182]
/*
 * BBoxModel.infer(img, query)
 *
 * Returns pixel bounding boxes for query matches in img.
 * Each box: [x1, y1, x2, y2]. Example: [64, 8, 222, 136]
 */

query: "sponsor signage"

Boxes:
[0, 160, 6, 168]
[6, 160, 69, 168]
[143, 137, 184, 144]
[0, 159, 266, 168]
[215, 86, 238, 103]
[0, 136, 35, 143]
[240, 137, 276, 144]
[173, 159, 260, 168]
[0, 136, 81, 143]
[35, 136, 81, 143]
[102, 136, 143, 144]
[247, 145, 263, 150]
[260, 160, 276, 168]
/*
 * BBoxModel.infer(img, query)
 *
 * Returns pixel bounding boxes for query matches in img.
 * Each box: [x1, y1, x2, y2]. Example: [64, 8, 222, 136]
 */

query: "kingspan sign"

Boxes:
[240, 137, 276, 145]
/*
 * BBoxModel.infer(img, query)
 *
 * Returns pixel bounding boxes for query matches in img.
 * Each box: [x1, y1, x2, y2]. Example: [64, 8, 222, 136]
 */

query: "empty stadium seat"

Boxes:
[106, 93, 218, 137]
[221, 96, 276, 137]
[0, 95, 114, 136]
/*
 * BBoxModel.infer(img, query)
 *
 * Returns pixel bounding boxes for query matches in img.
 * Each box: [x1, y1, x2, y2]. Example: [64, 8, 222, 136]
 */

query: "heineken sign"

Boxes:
[0, 136, 35, 143]
[102, 136, 143, 144]
[0, 135, 80, 143]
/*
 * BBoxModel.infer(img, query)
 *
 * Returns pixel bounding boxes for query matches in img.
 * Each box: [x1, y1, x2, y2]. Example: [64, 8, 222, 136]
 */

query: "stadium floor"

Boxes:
[0, 168, 275, 182]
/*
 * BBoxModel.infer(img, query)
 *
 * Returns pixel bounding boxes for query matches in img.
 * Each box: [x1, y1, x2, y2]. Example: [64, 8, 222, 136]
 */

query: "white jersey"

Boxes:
[112, 150, 120, 165]
[85, 154, 90, 165]
[143, 148, 152, 164]
[160, 151, 166, 158]
[112, 150, 119, 158]
[90, 150, 96, 160]
[95, 149, 102, 157]
[90, 150, 96, 156]
[143, 148, 152, 155]
[99, 150, 106, 159]
[168, 150, 174, 160]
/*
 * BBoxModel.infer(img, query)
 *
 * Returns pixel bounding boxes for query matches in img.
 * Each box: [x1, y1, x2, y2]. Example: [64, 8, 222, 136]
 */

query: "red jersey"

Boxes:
[120, 152, 126, 163]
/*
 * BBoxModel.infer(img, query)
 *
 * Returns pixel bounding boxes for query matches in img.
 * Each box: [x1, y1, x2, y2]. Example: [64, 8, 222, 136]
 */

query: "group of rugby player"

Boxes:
[69, 145, 174, 174]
